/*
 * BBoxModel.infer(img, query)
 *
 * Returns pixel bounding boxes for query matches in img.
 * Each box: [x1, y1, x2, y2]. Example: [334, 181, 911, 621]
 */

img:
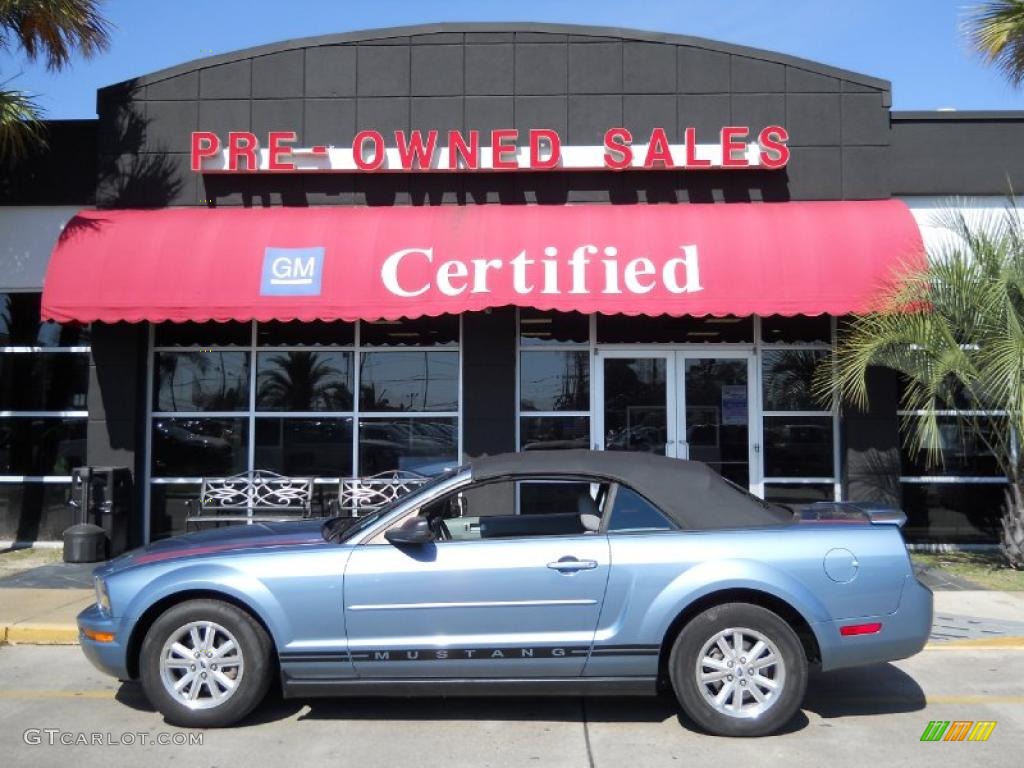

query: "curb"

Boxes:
[925, 635, 1024, 649]
[0, 624, 80, 645]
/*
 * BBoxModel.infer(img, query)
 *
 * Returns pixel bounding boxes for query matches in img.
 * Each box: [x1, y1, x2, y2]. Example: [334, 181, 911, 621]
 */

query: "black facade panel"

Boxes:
[304, 99, 356, 146]
[677, 47, 730, 93]
[730, 56, 785, 92]
[465, 43, 514, 95]
[253, 99, 304, 144]
[515, 43, 568, 95]
[843, 367, 901, 507]
[622, 42, 676, 94]
[514, 96, 568, 142]
[841, 93, 889, 145]
[677, 94, 730, 140]
[568, 42, 623, 94]
[199, 60, 252, 99]
[97, 151, 195, 209]
[411, 44, 464, 96]
[411, 97, 464, 135]
[0, 120, 97, 205]
[355, 97, 410, 144]
[842, 146, 892, 200]
[462, 309, 517, 458]
[465, 96, 515, 141]
[357, 45, 411, 96]
[786, 93, 841, 146]
[783, 146, 842, 200]
[890, 115, 1024, 195]
[253, 50, 304, 99]
[567, 95, 621, 144]
[143, 100, 198, 153]
[145, 72, 199, 101]
[305, 46, 357, 97]
[731, 93, 786, 130]
[785, 67, 839, 93]
[624, 94, 676, 142]
[197, 99, 251, 136]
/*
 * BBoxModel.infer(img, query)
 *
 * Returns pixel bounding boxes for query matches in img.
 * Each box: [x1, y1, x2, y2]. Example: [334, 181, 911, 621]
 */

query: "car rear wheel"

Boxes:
[668, 602, 807, 737]
[140, 599, 273, 727]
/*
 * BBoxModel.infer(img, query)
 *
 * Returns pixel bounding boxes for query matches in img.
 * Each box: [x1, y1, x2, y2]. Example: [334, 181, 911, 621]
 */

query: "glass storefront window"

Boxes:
[154, 321, 251, 347]
[0, 292, 88, 346]
[151, 417, 249, 477]
[901, 481, 1005, 543]
[761, 349, 828, 411]
[360, 316, 459, 347]
[763, 483, 834, 505]
[899, 416, 1003, 477]
[254, 418, 354, 476]
[520, 416, 590, 450]
[358, 417, 458, 475]
[596, 314, 753, 344]
[153, 351, 250, 412]
[761, 315, 831, 344]
[0, 417, 86, 475]
[0, 352, 89, 410]
[603, 357, 667, 454]
[0, 482, 77, 541]
[519, 309, 589, 346]
[149, 483, 201, 541]
[763, 415, 834, 478]
[359, 351, 458, 412]
[257, 320, 354, 346]
[519, 351, 589, 411]
[256, 351, 353, 411]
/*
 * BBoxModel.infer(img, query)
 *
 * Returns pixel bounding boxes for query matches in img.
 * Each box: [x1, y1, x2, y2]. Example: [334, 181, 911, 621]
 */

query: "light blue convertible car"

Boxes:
[78, 451, 932, 736]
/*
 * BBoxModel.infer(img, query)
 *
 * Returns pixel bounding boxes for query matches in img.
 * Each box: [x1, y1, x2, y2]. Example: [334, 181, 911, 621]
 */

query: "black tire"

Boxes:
[668, 602, 807, 737]
[139, 599, 273, 728]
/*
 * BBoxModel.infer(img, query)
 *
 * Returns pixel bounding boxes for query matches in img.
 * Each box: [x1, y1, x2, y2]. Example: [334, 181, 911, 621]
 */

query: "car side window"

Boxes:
[606, 486, 675, 533]
[394, 478, 609, 542]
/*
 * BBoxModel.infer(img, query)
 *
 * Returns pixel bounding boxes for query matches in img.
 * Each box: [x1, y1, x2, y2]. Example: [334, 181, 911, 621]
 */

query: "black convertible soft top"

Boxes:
[470, 450, 793, 531]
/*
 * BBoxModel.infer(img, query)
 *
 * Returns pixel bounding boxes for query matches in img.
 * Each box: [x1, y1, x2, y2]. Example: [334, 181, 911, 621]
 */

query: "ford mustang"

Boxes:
[77, 451, 932, 736]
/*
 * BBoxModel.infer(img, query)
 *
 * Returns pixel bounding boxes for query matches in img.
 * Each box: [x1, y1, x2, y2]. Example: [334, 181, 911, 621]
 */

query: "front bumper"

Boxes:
[817, 574, 933, 672]
[77, 603, 135, 681]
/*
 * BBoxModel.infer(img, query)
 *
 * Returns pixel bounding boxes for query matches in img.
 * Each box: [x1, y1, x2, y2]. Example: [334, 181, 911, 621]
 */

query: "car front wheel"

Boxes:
[139, 599, 273, 727]
[669, 602, 807, 737]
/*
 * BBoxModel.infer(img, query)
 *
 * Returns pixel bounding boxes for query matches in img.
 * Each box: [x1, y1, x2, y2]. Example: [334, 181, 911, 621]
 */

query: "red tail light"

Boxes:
[840, 622, 882, 636]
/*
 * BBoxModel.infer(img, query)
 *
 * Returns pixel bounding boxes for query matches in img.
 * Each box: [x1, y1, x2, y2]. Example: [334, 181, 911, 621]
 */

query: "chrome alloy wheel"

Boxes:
[695, 627, 785, 719]
[159, 621, 245, 710]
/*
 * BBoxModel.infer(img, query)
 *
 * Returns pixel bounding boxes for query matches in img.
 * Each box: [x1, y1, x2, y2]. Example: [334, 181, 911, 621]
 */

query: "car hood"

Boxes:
[98, 520, 326, 576]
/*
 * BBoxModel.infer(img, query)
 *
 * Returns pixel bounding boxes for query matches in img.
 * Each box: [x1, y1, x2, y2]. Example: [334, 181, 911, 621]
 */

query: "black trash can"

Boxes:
[63, 523, 107, 563]
[69, 467, 133, 557]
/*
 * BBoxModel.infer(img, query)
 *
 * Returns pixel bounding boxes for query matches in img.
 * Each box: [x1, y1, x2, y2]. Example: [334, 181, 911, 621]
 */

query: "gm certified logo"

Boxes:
[261, 246, 324, 296]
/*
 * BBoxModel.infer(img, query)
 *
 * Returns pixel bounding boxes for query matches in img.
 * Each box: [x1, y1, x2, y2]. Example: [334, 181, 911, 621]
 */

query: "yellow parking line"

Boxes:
[926, 695, 1024, 705]
[0, 690, 116, 699]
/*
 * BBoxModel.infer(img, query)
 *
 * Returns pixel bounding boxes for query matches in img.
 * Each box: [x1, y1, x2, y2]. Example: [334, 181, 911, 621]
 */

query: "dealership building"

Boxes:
[2, 22, 1023, 547]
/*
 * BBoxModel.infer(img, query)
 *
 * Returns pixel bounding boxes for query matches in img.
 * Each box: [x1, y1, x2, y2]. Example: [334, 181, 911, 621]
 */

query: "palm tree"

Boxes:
[256, 351, 348, 411]
[0, 0, 111, 158]
[819, 202, 1024, 567]
[965, 0, 1024, 86]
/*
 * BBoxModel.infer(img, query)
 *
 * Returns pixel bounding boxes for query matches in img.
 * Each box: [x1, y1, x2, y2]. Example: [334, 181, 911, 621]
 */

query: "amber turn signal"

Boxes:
[82, 628, 115, 643]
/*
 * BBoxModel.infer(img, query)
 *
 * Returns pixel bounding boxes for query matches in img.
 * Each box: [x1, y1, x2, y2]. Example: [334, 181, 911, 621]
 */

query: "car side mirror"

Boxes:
[384, 516, 435, 546]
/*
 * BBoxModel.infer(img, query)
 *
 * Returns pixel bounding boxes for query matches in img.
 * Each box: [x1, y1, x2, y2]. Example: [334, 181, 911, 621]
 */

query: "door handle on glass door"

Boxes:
[547, 558, 598, 572]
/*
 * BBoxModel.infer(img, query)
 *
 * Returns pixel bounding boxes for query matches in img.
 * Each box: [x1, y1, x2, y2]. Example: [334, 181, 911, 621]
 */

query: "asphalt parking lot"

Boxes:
[0, 644, 1020, 768]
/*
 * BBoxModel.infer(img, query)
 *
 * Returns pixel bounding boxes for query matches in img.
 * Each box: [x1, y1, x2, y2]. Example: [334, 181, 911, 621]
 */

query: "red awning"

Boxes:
[41, 200, 923, 324]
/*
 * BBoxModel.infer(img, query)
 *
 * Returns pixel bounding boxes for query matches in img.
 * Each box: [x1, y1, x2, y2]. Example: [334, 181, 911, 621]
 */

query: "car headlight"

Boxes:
[94, 576, 111, 613]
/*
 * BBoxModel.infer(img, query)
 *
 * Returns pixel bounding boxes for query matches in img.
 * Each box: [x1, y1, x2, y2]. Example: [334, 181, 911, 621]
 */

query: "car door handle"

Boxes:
[547, 557, 598, 572]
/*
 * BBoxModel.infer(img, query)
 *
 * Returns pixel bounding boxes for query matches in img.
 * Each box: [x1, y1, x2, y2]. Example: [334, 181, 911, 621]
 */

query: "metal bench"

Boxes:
[185, 470, 315, 530]
[332, 470, 427, 517]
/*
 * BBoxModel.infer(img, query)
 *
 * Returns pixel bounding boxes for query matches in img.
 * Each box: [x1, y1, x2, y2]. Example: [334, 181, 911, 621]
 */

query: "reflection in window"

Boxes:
[257, 320, 354, 346]
[763, 483, 834, 505]
[360, 316, 458, 346]
[151, 418, 248, 477]
[255, 418, 353, 476]
[0, 293, 89, 346]
[358, 417, 458, 475]
[520, 351, 589, 411]
[607, 486, 674, 532]
[761, 315, 831, 344]
[902, 482, 1005, 543]
[762, 350, 828, 411]
[0, 418, 86, 475]
[597, 314, 753, 344]
[0, 353, 89, 410]
[519, 309, 589, 346]
[763, 416, 834, 477]
[603, 358, 666, 454]
[900, 417, 1002, 477]
[154, 352, 249, 412]
[154, 321, 250, 347]
[520, 416, 590, 450]
[359, 352, 458, 412]
[256, 351, 353, 411]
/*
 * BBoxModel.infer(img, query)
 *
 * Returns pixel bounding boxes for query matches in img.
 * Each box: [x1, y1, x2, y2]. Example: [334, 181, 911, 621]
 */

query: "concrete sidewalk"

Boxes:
[1, 587, 1023, 647]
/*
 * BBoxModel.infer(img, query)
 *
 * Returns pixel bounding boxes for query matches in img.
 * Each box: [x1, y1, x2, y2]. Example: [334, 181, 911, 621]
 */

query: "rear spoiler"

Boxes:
[799, 501, 907, 528]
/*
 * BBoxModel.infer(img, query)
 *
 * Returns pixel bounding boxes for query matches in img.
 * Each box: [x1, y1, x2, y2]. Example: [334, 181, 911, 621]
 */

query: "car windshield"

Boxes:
[321, 467, 463, 543]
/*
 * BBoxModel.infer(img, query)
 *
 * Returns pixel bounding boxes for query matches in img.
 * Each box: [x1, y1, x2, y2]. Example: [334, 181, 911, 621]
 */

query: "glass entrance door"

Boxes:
[597, 351, 758, 490]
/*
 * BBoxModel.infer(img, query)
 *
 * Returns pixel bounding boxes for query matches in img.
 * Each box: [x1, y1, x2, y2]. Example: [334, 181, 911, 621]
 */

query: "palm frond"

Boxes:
[0, 87, 44, 159]
[964, 0, 1024, 86]
[0, 0, 111, 71]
